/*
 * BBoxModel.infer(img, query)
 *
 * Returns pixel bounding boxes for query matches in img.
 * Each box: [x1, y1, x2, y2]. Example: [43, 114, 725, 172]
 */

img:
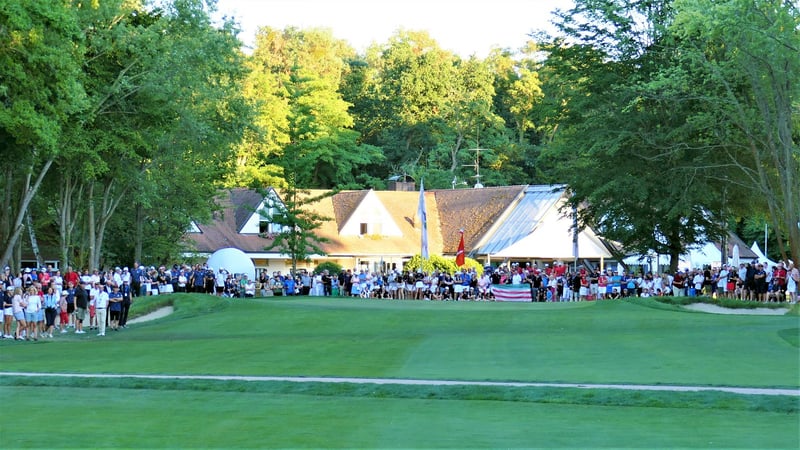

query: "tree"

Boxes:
[0, 0, 86, 270]
[233, 27, 382, 189]
[541, 0, 736, 271]
[669, 0, 800, 262]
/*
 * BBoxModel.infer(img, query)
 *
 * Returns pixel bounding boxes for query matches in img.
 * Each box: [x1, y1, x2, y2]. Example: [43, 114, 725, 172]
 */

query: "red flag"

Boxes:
[456, 230, 465, 267]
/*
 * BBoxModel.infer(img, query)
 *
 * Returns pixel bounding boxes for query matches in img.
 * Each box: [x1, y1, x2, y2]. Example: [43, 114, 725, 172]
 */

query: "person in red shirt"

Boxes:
[64, 266, 80, 289]
[597, 271, 608, 300]
[774, 263, 787, 296]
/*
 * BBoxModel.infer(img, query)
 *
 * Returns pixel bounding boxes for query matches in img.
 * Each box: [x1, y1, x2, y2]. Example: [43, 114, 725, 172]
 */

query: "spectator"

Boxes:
[24, 286, 41, 341]
[12, 287, 27, 339]
[787, 262, 799, 304]
[131, 262, 143, 297]
[3, 286, 14, 338]
[109, 284, 123, 331]
[119, 280, 133, 328]
[74, 281, 89, 334]
[95, 283, 109, 336]
[43, 286, 59, 338]
[58, 290, 69, 334]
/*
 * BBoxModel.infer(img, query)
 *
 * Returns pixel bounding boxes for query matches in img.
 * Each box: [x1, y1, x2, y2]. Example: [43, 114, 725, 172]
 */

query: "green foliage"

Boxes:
[313, 261, 342, 275]
[404, 254, 483, 275]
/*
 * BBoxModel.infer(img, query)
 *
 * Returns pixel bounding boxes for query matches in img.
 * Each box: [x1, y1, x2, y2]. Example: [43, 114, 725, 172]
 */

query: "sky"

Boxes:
[213, 0, 574, 58]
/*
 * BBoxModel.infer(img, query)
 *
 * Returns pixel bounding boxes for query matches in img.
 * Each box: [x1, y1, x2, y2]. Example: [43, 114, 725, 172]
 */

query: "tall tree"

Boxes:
[669, 0, 800, 262]
[0, 0, 86, 270]
[541, 0, 735, 271]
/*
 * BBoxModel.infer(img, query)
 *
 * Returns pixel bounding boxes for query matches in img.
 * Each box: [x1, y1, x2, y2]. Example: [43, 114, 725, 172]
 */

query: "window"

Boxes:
[360, 223, 368, 235]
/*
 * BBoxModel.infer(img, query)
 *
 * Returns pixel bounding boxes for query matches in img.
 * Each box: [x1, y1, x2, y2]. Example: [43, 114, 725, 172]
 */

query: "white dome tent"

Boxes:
[206, 247, 256, 281]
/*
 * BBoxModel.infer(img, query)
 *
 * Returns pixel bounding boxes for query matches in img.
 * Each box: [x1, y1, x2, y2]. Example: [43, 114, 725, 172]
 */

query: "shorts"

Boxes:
[67, 303, 75, 314]
[14, 311, 25, 321]
[3, 307, 12, 316]
[89, 305, 96, 317]
[37, 309, 44, 322]
[25, 312, 37, 322]
[75, 307, 87, 321]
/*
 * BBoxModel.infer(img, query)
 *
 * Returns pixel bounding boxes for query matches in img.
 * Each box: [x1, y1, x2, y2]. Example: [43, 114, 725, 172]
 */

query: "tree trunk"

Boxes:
[88, 178, 130, 270]
[134, 202, 143, 264]
[87, 182, 96, 270]
[26, 210, 43, 268]
[0, 155, 55, 270]
[57, 174, 83, 269]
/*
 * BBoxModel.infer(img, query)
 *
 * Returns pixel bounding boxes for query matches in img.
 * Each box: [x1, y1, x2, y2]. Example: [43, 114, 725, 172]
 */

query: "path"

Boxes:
[2, 372, 797, 397]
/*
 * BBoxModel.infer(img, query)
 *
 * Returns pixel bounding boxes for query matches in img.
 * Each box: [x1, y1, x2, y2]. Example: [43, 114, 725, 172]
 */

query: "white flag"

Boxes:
[418, 179, 429, 259]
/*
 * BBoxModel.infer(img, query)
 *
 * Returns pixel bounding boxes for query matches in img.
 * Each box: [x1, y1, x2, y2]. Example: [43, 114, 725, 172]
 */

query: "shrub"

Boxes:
[313, 261, 342, 275]
[404, 254, 483, 275]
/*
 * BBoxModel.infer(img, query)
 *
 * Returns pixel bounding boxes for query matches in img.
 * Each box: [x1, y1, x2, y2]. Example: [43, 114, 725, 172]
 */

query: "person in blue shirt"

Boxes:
[108, 284, 123, 331]
[284, 275, 296, 296]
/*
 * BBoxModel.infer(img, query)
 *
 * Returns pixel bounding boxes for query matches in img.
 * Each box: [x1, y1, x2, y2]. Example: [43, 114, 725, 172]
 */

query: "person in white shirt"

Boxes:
[716, 266, 729, 297]
[95, 285, 109, 336]
[24, 287, 41, 341]
[692, 270, 705, 296]
[215, 268, 227, 297]
[52, 270, 64, 296]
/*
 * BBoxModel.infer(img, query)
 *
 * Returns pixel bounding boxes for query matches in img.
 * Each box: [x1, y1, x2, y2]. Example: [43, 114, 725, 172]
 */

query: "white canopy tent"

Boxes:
[491, 212, 611, 260]
[206, 247, 256, 280]
[750, 242, 779, 268]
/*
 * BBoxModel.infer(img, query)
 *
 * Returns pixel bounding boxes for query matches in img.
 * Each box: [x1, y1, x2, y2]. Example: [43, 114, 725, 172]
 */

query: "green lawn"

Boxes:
[1, 294, 798, 448]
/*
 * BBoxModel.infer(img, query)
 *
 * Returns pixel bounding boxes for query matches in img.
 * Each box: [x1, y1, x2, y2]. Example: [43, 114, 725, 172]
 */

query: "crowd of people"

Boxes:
[0, 265, 134, 341]
[256, 259, 799, 304]
[2, 258, 796, 340]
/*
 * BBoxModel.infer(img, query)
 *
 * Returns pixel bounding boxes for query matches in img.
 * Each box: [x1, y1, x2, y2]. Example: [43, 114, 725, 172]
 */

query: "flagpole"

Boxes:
[417, 178, 429, 259]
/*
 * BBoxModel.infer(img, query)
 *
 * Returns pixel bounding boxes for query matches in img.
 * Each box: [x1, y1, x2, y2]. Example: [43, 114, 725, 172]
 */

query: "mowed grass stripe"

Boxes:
[4, 385, 798, 448]
[1, 294, 797, 388]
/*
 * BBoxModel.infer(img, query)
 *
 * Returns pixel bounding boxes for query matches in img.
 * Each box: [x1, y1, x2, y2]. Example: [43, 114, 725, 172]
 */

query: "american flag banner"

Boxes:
[492, 284, 533, 302]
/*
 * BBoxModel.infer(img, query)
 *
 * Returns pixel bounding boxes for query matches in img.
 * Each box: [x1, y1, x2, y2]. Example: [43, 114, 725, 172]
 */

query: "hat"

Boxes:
[24, 268, 31, 273]
[115, 267, 121, 271]
[6, 285, 13, 291]
[61, 290, 68, 296]
[123, 267, 129, 271]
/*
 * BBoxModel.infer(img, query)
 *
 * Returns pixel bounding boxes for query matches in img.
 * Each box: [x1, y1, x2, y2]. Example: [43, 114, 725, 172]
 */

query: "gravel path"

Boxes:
[2, 372, 797, 397]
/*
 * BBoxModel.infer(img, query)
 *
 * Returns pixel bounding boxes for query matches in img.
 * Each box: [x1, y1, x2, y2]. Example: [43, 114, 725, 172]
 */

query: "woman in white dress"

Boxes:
[786, 262, 798, 304]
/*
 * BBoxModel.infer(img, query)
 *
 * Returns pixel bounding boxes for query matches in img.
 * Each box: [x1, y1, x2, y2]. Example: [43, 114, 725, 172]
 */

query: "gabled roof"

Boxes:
[187, 185, 570, 259]
[189, 189, 279, 253]
[303, 189, 444, 257]
[331, 190, 370, 232]
[433, 185, 527, 253]
[230, 189, 266, 233]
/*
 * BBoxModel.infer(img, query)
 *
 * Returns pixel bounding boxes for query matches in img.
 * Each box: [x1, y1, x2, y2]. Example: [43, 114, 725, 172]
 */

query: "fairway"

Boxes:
[2, 294, 798, 448]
